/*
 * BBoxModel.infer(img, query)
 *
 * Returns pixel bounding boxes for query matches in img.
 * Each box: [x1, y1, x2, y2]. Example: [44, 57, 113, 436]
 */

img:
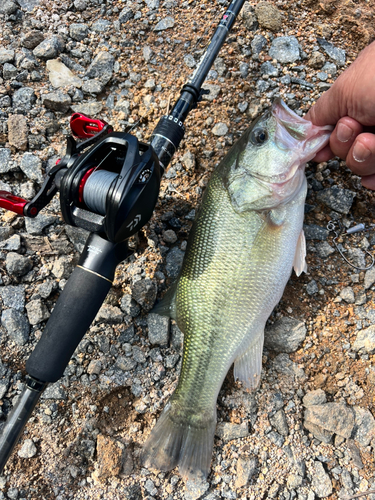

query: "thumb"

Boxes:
[305, 86, 343, 127]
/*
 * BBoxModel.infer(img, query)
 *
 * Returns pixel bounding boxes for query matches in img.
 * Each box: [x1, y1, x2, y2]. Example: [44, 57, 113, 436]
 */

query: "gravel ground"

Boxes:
[1, 0, 375, 499]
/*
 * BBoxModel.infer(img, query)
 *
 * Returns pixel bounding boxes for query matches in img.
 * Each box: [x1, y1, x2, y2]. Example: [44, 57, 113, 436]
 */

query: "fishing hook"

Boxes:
[327, 220, 375, 271]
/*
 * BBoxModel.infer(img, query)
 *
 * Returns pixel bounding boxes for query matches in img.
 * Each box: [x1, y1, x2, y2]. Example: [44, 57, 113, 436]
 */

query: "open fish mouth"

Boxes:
[272, 98, 333, 165]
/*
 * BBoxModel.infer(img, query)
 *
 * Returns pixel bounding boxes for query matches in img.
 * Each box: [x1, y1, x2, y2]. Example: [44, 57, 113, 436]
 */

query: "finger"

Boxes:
[312, 144, 334, 163]
[361, 174, 375, 190]
[346, 133, 375, 177]
[329, 117, 363, 161]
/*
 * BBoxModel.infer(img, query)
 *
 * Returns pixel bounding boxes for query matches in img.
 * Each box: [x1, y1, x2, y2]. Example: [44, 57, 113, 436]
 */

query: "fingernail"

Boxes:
[353, 142, 371, 163]
[337, 123, 353, 143]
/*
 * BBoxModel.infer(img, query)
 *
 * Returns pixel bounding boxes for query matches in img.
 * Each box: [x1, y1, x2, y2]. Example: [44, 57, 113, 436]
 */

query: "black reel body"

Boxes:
[59, 132, 161, 243]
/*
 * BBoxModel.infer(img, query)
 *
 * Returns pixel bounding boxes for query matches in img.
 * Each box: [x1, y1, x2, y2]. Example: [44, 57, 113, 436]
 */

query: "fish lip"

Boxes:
[272, 98, 333, 167]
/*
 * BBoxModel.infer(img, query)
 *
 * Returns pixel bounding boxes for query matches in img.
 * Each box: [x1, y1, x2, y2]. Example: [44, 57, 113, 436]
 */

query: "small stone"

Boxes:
[311, 461, 333, 498]
[33, 36, 65, 60]
[118, 7, 134, 24]
[25, 214, 57, 235]
[254, 2, 282, 32]
[242, 2, 257, 31]
[85, 51, 115, 86]
[0, 235, 21, 252]
[17, 0, 40, 10]
[0, 285, 25, 311]
[71, 102, 103, 116]
[1, 309, 30, 345]
[215, 422, 249, 442]
[269, 36, 301, 64]
[304, 224, 328, 240]
[21, 30, 44, 49]
[260, 61, 278, 76]
[92, 19, 111, 32]
[306, 279, 319, 295]
[147, 313, 169, 346]
[0, 148, 12, 173]
[321, 62, 337, 76]
[181, 151, 195, 171]
[95, 434, 124, 479]
[69, 23, 89, 42]
[287, 473, 303, 490]
[264, 317, 306, 353]
[132, 278, 157, 311]
[317, 38, 346, 67]
[352, 407, 375, 447]
[46, 59, 82, 88]
[201, 83, 221, 101]
[18, 439, 37, 459]
[0, 47, 14, 64]
[364, 266, 375, 289]
[352, 325, 375, 353]
[3, 63, 17, 80]
[340, 287, 355, 304]
[115, 356, 137, 372]
[303, 389, 327, 407]
[143, 46, 153, 62]
[171, 323, 183, 350]
[25, 299, 50, 325]
[308, 51, 326, 69]
[304, 403, 355, 442]
[165, 247, 184, 278]
[82, 80, 104, 94]
[251, 34, 267, 55]
[0, 0, 18, 14]
[234, 456, 257, 489]
[316, 241, 335, 258]
[269, 409, 289, 436]
[20, 153, 44, 183]
[87, 359, 102, 375]
[267, 430, 285, 447]
[184, 54, 196, 68]
[154, 16, 175, 31]
[12, 87, 36, 112]
[5, 253, 32, 277]
[212, 123, 228, 136]
[95, 304, 123, 324]
[42, 382, 66, 399]
[239, 62, 249, 78]
[42, 91, 72, 113]
[120, 294, 141, 317]
[162, 229, 177, 244]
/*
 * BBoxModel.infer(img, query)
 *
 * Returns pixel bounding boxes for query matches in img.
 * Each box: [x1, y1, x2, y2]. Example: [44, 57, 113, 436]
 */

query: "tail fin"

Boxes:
[142, 400, 216, 480]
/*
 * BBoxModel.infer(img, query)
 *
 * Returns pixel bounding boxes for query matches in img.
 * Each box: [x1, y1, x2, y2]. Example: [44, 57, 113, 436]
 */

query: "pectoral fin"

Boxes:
[293, 229, 307, 276]
[151, 282, 177, 320]
[233, 332, 264, 391]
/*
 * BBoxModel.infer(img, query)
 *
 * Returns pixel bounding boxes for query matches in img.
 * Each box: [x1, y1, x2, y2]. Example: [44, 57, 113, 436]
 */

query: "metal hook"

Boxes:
[327, 220, 374, 271]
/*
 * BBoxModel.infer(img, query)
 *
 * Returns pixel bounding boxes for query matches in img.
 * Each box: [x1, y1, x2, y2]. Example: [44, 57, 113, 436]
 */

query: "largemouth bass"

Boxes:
[142, 99, 332, 480]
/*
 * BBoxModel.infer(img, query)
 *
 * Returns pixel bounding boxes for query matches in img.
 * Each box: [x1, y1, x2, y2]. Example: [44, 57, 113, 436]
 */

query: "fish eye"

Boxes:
[250, 128, 269, 146]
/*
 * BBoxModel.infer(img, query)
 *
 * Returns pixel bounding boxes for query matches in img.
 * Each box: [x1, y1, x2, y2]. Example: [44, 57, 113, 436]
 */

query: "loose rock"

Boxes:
[265, 317, 306, 353]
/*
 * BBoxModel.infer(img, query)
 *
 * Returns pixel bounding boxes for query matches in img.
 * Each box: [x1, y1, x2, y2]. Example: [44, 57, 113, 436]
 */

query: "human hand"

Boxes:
[305, 41, 375, 190]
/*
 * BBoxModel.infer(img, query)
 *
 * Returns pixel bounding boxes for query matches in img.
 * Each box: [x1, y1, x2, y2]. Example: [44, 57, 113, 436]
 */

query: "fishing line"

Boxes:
[83, 170, 118, 215]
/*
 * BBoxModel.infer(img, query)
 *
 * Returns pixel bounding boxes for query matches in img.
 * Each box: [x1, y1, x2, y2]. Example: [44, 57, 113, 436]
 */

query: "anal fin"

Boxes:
[234, 333, 264, 391]
[293, 229, 307, 276]
[151, 281, 177, 320]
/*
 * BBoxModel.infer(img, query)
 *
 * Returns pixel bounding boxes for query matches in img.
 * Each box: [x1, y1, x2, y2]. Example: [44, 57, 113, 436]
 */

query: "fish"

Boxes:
[142, 99, 332, 480]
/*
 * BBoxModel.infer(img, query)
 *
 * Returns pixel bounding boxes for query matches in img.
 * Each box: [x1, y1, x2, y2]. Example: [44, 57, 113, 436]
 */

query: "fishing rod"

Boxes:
[0, 0, 246, 473]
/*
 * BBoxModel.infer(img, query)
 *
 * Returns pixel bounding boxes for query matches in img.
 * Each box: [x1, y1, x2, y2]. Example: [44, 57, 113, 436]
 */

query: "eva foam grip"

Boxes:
[26, 266, 112, 383]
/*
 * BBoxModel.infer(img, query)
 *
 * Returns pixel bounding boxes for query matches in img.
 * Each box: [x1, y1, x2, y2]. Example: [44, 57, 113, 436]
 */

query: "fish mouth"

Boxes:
[272, 98, 333, 165]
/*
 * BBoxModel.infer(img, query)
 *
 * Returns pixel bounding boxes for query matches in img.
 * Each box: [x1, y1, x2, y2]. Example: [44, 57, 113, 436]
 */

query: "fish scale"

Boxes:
[142, 98, 332, 480]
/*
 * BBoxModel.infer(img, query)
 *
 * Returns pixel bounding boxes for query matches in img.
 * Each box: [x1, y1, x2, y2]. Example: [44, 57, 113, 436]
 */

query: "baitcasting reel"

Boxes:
[0, 113, 162, 244]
